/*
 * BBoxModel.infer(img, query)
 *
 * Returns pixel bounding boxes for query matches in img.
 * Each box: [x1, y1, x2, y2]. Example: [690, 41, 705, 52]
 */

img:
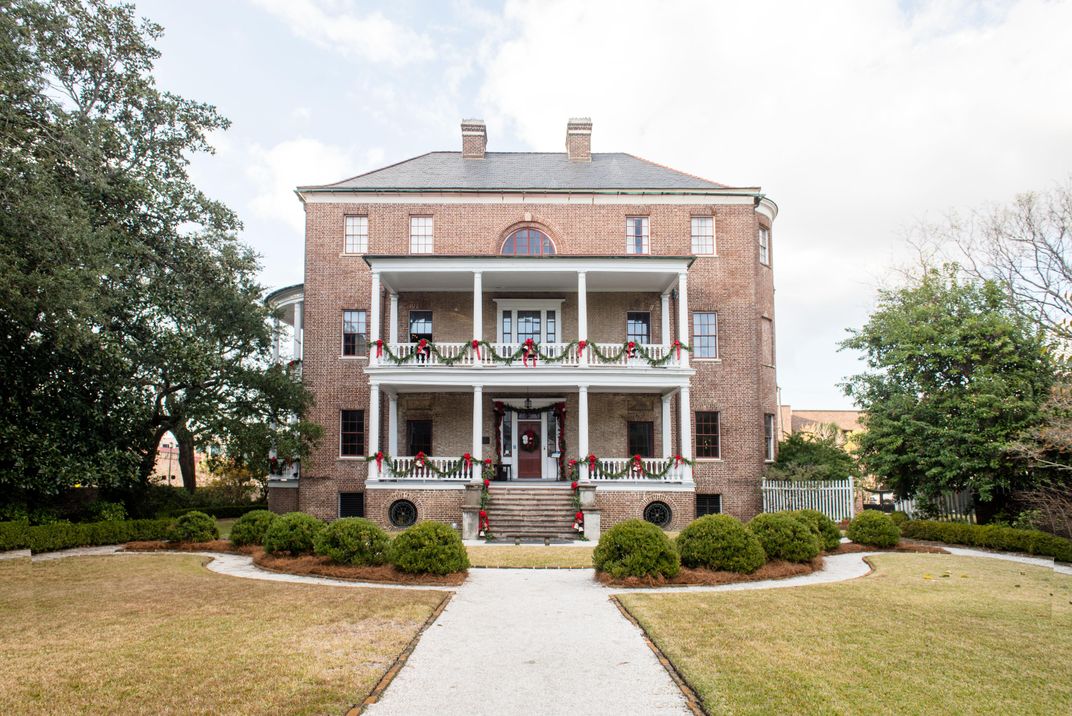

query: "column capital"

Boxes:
[472, 384, 484, 392]
[473, 270, 482, 278]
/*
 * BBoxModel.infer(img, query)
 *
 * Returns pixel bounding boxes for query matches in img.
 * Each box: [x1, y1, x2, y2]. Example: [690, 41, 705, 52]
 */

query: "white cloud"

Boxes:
[249, 0, 435, 66]
[479, 0, 1072, 407]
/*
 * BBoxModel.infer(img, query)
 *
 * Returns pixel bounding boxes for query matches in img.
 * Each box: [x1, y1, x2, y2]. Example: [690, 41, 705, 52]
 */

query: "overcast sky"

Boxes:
[135, 0, 1072, 409]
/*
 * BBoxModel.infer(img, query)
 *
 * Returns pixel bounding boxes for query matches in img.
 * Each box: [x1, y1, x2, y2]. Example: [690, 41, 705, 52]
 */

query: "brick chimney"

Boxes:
[565, 117, 592, 162]
[461, 119, 487, 159]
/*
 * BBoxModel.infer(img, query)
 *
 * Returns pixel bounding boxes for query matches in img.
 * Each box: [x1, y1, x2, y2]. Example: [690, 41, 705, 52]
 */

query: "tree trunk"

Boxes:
[138, 426, 169, 485]
[174, 425, 198, 492]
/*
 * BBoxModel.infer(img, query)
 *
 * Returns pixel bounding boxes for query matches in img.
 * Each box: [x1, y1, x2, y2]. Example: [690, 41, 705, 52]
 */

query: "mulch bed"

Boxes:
[124, 540, 256, 554]
[598, 557, 822, 588]
[252, 549, 468, 586]
[830, 541, 948, 555]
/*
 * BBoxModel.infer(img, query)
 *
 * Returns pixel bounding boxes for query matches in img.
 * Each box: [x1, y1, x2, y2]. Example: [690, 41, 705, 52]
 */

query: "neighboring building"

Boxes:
[151, 433, 213, 486]
[777, 406, 863, 448]
[270, 118, 778, 538]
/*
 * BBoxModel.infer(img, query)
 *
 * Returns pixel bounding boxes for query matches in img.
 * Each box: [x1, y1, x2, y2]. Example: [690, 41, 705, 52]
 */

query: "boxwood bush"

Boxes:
[315, 517, 391, 566]
[890, 511, 909, 527]
[846, 511, 900, 548]
[229, 510, 278, 547]
[263, 512, 325, 555]
[900, 520, 1072, 562]
[0, 521, 30, 551]
[676, 514, 766, 573]
[162, 504, 268, 519]
[789, 509, 842, 551]
[169, 511, 219, 543]
[0, 519, 175, 553]
[593, 519, 680, 579]
[388, 521, 469, 574]
[747, 513, 820, 563]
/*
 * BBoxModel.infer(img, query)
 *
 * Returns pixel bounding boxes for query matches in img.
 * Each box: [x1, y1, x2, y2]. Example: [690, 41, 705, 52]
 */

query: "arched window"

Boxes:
[501, 227, 555, 256]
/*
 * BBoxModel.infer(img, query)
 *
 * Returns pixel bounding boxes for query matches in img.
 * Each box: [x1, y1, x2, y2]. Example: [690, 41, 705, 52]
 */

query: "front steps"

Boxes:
[484, 484, 580, 541]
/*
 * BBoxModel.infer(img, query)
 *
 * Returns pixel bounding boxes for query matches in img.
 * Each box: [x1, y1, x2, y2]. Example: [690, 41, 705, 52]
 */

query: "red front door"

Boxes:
[517, 419, 542, 478]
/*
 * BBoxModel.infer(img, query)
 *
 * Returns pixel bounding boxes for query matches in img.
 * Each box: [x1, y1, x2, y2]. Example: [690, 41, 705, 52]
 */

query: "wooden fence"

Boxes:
[761, 478, 855, 522]
[894, 491, 975, 522]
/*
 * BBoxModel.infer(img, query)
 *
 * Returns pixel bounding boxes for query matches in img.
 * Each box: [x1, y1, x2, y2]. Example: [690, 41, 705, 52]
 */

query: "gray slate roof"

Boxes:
[299, 152, 747, 192]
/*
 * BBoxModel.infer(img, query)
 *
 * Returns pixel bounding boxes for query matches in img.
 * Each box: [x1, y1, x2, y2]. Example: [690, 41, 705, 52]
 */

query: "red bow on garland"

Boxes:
[416, 451, 426, 468]
[587, 453, 597, 473]
[522, 338, 536, 367]
[627, 341, 637, 358]
[674, 454, 685, 466]
[632, 453, 643, 473]
[416, 338, 428, 357]
[573, 510, 584, 532]
[471, 339, 481, 360]
[375, 339, 383, 357]
[375, 451, 384, 471]
[672, 339, 682, 359]
[483, 478, 490, 488]
[570, 480, 578, 491]
[479, 509, 490, 535]
[577, 339, 587, 357]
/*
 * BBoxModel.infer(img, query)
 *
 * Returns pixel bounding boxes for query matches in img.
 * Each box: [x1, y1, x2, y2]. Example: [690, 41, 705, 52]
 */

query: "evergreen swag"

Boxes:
[567, 453, 696, 481]
[365, 451, 495, 481]
[370, 338, 690, 367]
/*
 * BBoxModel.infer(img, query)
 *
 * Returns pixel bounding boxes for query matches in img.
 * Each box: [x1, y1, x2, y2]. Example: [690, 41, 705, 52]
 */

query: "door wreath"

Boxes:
[520, 428, 540, 452]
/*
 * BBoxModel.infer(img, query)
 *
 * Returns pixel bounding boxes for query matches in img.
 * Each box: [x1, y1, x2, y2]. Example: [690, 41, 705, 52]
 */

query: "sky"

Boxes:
[134, 0, 1072, 409]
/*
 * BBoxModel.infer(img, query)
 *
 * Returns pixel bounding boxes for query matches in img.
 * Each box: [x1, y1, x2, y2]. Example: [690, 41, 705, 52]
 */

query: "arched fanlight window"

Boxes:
[501, 227, 555, 256]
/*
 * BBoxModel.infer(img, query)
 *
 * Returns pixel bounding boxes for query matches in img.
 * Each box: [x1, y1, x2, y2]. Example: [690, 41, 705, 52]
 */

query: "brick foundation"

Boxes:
[267, 486, 298, 514]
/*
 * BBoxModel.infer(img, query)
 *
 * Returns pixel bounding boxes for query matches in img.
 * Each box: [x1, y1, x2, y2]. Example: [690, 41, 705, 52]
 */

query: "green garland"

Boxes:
[567, 454, 696, 481]
[365, 451, 495, 481]
[370, 338, 690, 368]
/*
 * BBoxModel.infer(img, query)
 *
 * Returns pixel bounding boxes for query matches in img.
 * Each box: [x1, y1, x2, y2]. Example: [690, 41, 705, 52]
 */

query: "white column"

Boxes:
[661, 292, 671, 346]
[369, 383, 381, 477]
[578, 385, 589, 479]
[677, 272, 689, 369]
[661, 392, 672, 458]
[388, 292, 398, 345]
[388, 392, 399, 457]
[472, 385, 483, 473]
[473, 272, 483, 367]
[678, 385, 692, 459]
[369, 271, 381, 366]
[292, 301, 303, 361]
[577, 271, 588, 366]
[272, 317, 280, 363]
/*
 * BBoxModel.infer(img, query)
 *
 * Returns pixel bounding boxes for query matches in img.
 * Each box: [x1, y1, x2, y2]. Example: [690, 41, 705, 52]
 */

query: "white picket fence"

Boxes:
[894, 491, 975, 522]
[762, 478, 855, 522]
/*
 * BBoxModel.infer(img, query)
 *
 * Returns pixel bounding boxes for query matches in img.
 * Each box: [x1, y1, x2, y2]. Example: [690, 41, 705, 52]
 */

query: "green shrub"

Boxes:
[0, 521, 30, 551]
[388, 521, 468, 574]
[168, 511, 219, 542]
[846, 511, 900, 548]
[15, 519, 175, 553]
[747, 513, 820, 563]
[593, 519, 680, 579]
[88, 501, 128, 522]
[229, 510, 278, 546]
[899, 520, 1072, 561]
[788, 509, 842, 551]
[676, 514, 766, 573]
[315, 517, 391, 566]
[161, 504, 268, 519]
[0, 504, 29, 523]
[890, 511, 909, 527]
[263, 512, 325, 555]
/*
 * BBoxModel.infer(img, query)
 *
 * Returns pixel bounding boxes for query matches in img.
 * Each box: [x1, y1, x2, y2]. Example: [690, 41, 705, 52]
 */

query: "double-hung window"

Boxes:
[691, 216, 715, 255]
[696, 411, 721, 459]
[626, 217, 649, 255]
[764, 414, 776, 461]
[410, 216, 434, 254]
[758, 226, 771, 266]
[627, 421, 654, 457]
[409, 311, 433, 342]
[692, 311, 718, 359]
[344, 216, 368, 253]
[626, 312, 651, 345]
[342, 310, 367, 356]
[340, 410, 365, 456]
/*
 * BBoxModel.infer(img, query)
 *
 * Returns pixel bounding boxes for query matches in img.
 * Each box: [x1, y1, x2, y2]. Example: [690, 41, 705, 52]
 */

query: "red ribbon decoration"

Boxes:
[416, 451, 426, 468]
[483, 478, 490, 488]
[587, 453, 597, 474]
[577, 339, 587, 357]
[673, 340, 681, 359]
[627, 341, 636, 358]
[571, 480, 578, 491]
[471, 339, 481, 360]
[375, 451, 383, 471]
[632, 453, 643, 474]
[522, 338, 536, 367]
[375, 339, 383, 357]
[479, 509, 490, 533]
[417, 338, 428, 357]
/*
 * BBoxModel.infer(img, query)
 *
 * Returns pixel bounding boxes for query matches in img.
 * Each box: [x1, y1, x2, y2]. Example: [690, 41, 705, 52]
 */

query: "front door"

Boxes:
[516, 418, 543, 478]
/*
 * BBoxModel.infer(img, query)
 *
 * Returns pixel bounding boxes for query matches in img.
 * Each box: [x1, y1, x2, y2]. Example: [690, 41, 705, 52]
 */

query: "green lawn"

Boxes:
[619, 554, 1071, 715]
[0, 554, 445, 715]
[215, 517, 236, 539]
[466, 545, 594, 568]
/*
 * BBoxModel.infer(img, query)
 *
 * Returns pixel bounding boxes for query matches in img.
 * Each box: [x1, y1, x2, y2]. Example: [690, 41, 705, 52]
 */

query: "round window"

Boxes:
[389, 499, 418, 528]
[643, 501, 672, 528]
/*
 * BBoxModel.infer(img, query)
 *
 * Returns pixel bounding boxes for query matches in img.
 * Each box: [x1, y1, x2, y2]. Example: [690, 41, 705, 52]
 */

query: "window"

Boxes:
[693, 312, 718, 359]
[627, 312, 651, 344]
[758, 226, 770, 265]
[339, 492, 364, 518]
[696, 411, 720, 459]
[626, 216, 649, 254]
[764, 413, 775, 461]
[409, 311, 432, 342]
[342, 310, 367, 356]
[407, 419, 432, 456]
[761, 317, 774, 365]
[502, 312, 513, 343]
[502, 227, 555, 256]
[344, 216, 368, 253]
[627, 421, 654, 457]
[545, 310, 557, 343]
[696, 494, 722, 516]
[691, 216, 715, 255]
[517, 310, 541, 343]
[340, 410, 365, 456]
[410, 216, 434, 254]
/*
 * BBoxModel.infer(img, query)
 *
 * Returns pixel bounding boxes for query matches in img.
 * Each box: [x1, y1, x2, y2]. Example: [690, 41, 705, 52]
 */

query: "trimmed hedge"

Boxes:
[389, 521, 469, 574]
[315, 517, 391, 566]
[263, 512, 325, 555]
[229, 510, 278, 546]
[593, 519, 680, 579]
[847, 511, 900, 548]
[900, 520, 1072, 562]
[747, 513, 821, 563]
[170, 511, 218, 542]
[789, 509, 842, 552]
[161, 504, 267, 519]
[676, 514, 766, 573]
[890, 511, 909, 527]
[0, 519, 176, 554]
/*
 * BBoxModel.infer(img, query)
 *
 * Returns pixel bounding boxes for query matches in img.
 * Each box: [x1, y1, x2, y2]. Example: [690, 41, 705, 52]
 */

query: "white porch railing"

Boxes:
[762, 478, 856, 522]
[588, 457, 691, 482]
[378, 341, 679, 368]
[378, 455, 474, 480]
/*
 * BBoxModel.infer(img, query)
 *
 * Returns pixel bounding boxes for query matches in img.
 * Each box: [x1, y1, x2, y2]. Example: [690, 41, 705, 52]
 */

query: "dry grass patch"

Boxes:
[0, 554, 446, 715]
[830, 540, 948, 555]
[466, 545, 595, 568]
[620, 554, 1072, 715]
[124, 539, 254, 554]
[253, 549, 467, 586]
[599, 558, 819, 588]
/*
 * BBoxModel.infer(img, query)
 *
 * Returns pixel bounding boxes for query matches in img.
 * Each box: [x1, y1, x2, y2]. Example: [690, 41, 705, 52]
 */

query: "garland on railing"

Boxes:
[479, 475, 493, 539]
[567, 453, 696, 481]
[570, 480, 585, 536]
[365, 451, 495, 482]
[369, 338, 690, 368]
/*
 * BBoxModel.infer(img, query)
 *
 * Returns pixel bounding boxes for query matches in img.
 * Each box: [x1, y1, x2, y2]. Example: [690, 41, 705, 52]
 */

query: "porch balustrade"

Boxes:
[588, 457, 692, 482]
[378, 455, 474, 480]
[375, 341, 677, 368]
[372, 454, 690, 483]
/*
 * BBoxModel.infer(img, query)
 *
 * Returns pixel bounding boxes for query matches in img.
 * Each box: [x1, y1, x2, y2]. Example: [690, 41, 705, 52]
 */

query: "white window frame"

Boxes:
[758, 226, 770, 266]
[692, 311, 719, 359]
[493, 299, 564, 344]
[410, 216, 434, 254]
[691, 216, 715, 255]
[764, 413, 775, 462]
[626, 216, 650, 255]
[344, 215, 368, 254]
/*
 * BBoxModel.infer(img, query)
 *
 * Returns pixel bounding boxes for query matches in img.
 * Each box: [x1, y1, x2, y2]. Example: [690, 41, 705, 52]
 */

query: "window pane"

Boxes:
[546, 310, 556, 343]
[627, 422, 654, 457]
[502, 228, 554, 256]
[626, 217, 649, 254]
[340, 410, 364, 456]
[626, 312, 650, 344]
[410, 216, 434, 254]
[517, 310, 540, 342]
[409, 311, 433, 341]
[502, 312, 512, 342]
[764, 414, 775, 460]
[696, 494, 721, 516]
[696, 411, 720, 458]
[408, 420, 433, 455]
[759, 227, 770, 265]
[343, 310, 367, 356]
[691, 216, 714, 254]
[692, 312, 718, 358]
